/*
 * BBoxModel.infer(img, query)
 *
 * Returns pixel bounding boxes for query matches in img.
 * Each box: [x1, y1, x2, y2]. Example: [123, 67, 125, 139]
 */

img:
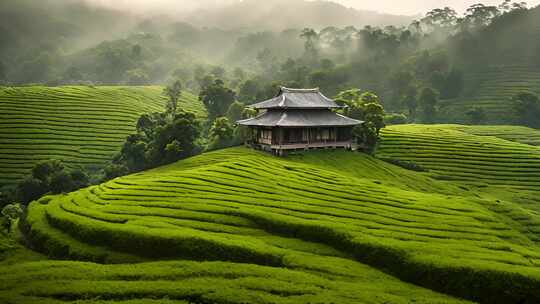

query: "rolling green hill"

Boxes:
[14, 124, 540, 303]
[0, 86, 204, 186]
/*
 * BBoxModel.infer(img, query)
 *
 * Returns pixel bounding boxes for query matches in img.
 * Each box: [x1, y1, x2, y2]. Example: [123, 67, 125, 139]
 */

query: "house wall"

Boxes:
[252, 126, 353, 145]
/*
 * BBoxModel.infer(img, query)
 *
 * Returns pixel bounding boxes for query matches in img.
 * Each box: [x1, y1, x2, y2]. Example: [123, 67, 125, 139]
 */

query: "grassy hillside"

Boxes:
[0, 86, 203, 186]
[16, 126, 540, 303]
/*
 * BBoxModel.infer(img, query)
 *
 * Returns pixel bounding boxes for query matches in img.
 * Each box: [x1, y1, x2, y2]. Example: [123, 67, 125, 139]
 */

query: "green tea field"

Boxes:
[438, 65, 540, 123]
[0, 86, 204, 186]
[8, 124, 540, 303]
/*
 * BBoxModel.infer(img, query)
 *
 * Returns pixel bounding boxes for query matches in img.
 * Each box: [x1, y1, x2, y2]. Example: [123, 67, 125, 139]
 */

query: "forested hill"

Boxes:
[184, 0, 413, 31]
[438, 5, 540, 123]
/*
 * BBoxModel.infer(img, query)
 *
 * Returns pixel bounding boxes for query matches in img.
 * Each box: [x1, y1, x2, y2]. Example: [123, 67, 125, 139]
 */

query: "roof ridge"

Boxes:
[280, 87, 320, 93]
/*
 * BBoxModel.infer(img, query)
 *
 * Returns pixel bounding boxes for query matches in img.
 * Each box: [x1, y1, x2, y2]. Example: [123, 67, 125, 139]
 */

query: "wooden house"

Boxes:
[237, 87, 363, 155]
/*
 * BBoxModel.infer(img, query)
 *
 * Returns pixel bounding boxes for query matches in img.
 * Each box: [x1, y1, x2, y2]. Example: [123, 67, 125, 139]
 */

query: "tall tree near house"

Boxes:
[334, 89, 385, 151]
[164, 80, 182, 118]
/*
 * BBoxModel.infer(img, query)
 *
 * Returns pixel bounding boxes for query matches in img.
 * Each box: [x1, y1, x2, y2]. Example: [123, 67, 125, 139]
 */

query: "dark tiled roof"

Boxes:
[251, 87, 341, 109]
[237, 109, 363, 127]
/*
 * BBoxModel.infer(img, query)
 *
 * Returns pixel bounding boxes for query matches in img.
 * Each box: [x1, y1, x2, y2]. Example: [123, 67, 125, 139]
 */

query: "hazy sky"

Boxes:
[338, 0, 540, 15]
[87, 0, 540, 16]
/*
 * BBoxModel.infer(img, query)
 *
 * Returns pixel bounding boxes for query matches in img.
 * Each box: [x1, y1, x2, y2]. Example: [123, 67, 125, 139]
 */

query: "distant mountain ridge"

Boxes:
[183, 0, 414, 30]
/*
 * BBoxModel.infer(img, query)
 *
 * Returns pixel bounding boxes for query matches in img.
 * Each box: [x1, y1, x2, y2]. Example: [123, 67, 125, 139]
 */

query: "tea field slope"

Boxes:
[438, 65, 540, 123]
[0, 86, 204, 186]
[378, 124, 540, 189]
[378, 124, 540, 241]
[20, 144, 540, 304]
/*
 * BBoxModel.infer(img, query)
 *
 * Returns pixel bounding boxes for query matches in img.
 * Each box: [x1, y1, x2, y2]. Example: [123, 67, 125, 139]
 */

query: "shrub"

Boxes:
[17, 177, 47, 205]
[49, 171, 75, 194]
[384, 113, 408, 125]
[102, 164, 129, 181]
[379, 158, 428, 172]
[0, 185, 17, 209]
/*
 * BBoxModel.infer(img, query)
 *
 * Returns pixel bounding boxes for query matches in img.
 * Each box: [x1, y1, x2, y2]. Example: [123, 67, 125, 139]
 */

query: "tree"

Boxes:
[364, 102, 385, 135]
[233, 67, 245, 80]
[1, 204, 22, 234]
[335, 89, 386, 151]
[211, 66, 226, 79]
[238, 80, 260, 104]
[419, 88, 439, 123]
[466, 107, 486, 124]
[513, 92, 540, 128]
[210, 117, 234, 141]
[209, 117, 235, 150]
[146, 111, 201, 165]
[242, 107, 258, 119]
[441, 68, 464, 99]
[32, 160, 64, 185]
[70, 168, 89, 189]
[402, 87, 418, 121]
[226, 101, 245, 122]
[102, 163, 129, 181]
[300, 28, 319, 62]
[0, 61, 6, 81]
[17, 177, 47, 205]
[421, 7, 458, 33]
[49, 171, 75, 194]
[125, 68, 149, 85]
[389, 70, 416, 107]
[199, 79, 236, 120]
[164, 80, 182, 117]
[0, 186, 16, 209]
[120, 134, 147, 172]
[385, 113, 408, 125]
[462, 4, 500, 29]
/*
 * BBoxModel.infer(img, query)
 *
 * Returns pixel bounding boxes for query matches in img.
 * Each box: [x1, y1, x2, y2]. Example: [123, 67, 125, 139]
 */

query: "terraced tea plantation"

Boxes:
[378, 124, 540, 189]
[438, 65, 540, 123]
[0, 86, 204, 186]
[12, 133, 540, 304]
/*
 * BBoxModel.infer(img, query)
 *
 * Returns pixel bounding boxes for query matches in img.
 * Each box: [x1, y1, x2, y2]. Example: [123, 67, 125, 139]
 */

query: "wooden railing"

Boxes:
[270, 141, 352, 150]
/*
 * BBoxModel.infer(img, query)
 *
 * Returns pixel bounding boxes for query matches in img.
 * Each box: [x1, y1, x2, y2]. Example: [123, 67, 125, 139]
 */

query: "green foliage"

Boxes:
[16, 160, 90, 204]
[115, 110, 202, 173]
[226, 101, 245, 122]
[125, 68, 150, 85]
[513, 92, 540, 128]
[49, 171, 75, 194]
[379, 158, 427, 172]
[242, 107, 258, 119]
[1, 204, 22, 233]
[209, 117, 236, 150]
[466, 107, 486, 124]
[16, 177, 47, 205]
[199, 79, 236, 120]
[102, 163, 129, 181]
[31, 160, 64, 185]
[300, 28, 319, 63]
[0, 186, 17, 209]
[418, 87, 439, 123]
[164, 80, 183, 117]
[385, 113, 408, 125]
[335, 89, 385, 149]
